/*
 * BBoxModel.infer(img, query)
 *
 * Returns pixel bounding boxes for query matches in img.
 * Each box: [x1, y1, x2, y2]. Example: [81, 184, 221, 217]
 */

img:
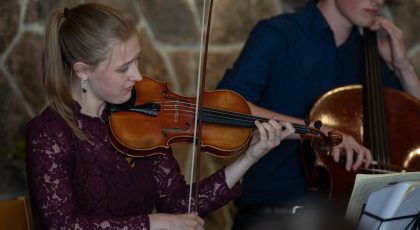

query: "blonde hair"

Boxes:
[43, 3, 136, 140]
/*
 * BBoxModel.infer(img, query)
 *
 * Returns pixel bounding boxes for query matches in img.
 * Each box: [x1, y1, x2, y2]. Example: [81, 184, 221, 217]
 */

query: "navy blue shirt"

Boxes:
[217, 0, 401, 206]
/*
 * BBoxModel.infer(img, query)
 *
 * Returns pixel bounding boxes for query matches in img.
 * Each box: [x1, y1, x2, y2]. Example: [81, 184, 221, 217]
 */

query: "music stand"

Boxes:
[358, 204, 419, 229]
[345, 172, 420, 227]
[357, 182, 420, 230]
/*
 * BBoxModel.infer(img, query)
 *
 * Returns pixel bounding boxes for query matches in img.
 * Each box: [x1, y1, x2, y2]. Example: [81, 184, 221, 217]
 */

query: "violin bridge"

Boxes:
[174, 98, 179, 122]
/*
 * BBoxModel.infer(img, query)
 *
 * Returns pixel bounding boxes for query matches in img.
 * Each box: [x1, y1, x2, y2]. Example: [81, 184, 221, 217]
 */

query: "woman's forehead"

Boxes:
[99, 35, 140, 69]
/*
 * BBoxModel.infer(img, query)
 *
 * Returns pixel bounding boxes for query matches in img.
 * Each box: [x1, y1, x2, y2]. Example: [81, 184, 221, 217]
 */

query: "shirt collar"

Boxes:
[297, 0, 360, 45]
[298, 0, 330, 35]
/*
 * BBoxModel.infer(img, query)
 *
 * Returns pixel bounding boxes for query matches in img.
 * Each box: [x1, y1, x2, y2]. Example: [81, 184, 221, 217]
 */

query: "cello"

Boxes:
[302, 28, 420, 206]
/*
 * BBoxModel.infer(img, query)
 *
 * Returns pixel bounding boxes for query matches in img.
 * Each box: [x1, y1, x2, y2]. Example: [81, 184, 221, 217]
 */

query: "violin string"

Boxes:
[159, 102, 281, 127]
[157, 101, 312, 134]
[160, 104, 311, 133]
[162, 110, 311, 135]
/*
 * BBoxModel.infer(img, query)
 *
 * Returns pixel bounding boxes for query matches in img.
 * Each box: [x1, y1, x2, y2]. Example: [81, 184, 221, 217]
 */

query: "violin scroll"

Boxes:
[327, 130, 343, 147]
[301, 118, 343, 153]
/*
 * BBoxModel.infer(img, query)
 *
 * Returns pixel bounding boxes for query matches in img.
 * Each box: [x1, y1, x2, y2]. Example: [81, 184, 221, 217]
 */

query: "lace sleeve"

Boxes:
[153, 150, 241, 216]
[25, 116, 149, 229]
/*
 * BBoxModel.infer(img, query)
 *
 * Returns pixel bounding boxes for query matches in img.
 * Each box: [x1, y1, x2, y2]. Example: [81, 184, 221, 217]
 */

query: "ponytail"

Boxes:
[43, 8, 86, 140]
[42, 4, 136, 140]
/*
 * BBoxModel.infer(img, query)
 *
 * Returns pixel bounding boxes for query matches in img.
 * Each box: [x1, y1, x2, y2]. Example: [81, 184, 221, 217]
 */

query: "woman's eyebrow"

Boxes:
[119, 51, 141, 68]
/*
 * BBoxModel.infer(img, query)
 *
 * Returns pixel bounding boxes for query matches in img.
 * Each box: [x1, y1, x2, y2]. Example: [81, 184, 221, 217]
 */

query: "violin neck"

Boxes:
[201, 106, 313, 135]
[117, 101, 318, 136]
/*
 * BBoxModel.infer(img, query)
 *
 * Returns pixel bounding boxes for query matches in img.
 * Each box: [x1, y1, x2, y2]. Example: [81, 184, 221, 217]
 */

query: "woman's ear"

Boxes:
[73, 62, 90, 80]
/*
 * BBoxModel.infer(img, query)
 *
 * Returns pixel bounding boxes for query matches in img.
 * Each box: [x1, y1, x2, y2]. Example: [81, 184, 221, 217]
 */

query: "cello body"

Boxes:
[304, 85, 420, 203]
[301, 29, 420, 206]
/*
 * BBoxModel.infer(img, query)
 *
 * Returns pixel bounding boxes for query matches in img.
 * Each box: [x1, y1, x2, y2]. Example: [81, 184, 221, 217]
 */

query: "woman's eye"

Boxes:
[118, 67, 128, 73]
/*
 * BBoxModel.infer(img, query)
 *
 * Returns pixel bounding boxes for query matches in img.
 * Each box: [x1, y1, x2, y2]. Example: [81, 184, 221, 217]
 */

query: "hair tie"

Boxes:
[63, 7, 69, 18]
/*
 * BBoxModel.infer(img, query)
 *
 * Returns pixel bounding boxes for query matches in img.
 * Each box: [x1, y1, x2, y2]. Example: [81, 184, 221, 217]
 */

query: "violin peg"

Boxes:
[304, 116, 310, 127]
[314, 120, 322, 129]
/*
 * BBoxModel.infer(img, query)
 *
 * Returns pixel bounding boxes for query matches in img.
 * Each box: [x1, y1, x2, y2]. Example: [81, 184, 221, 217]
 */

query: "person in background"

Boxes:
[25, 3, 295, 229]
[217, 0, 420, 229]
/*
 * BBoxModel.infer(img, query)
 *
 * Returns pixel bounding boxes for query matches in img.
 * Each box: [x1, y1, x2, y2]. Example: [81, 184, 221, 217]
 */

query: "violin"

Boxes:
[105, 0, 342, 214]
[106, 76, 343, 158]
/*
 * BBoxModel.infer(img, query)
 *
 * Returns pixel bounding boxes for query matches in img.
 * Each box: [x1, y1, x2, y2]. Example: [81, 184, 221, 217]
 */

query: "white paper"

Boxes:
[345, 172, 420, 227]
[358, 182, 420, 230]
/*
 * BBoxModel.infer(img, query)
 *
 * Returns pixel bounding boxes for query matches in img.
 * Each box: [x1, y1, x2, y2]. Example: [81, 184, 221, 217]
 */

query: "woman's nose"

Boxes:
[131, 65, 142, 81]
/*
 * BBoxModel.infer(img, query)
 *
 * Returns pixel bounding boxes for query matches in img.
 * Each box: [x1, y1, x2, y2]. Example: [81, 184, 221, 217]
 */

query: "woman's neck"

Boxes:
[71, 81, 105, 117]
[81, 100, 105, 117]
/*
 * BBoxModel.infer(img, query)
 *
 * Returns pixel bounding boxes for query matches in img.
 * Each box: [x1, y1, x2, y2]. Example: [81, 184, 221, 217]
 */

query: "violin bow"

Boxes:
[188, 0, 214, 213]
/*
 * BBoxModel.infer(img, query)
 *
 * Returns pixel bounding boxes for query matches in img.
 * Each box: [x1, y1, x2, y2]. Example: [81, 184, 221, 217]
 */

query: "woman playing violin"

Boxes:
[25, 3, 294, 230]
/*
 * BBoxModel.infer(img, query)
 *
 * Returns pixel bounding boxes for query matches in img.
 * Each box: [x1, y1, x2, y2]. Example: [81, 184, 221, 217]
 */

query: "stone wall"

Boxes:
[1, 0, 419, 229]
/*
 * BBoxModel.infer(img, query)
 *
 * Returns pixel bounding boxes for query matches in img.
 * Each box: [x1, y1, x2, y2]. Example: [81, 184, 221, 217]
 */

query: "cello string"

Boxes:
[369, 31, 383, 169]
[368, 30, 390, 170]
[376, 32, 391, 168]
[369, 30, 383, 169]
[371, 31, 391, 169]
[365, 30, 373, 170]
[365, 29, 378, 172]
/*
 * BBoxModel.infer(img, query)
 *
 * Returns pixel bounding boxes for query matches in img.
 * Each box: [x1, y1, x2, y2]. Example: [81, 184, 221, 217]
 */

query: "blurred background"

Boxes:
[1, 0, 419, 229]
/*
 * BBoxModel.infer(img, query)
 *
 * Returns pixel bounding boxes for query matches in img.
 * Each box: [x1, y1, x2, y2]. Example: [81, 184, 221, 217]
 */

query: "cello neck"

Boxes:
[363, 28, 391, 164]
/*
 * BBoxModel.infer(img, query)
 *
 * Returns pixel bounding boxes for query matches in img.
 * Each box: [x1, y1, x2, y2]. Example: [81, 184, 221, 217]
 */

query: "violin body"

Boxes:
[108, 76, 341, 158]
[302, 85, 420, 203]
[107, 76, 253, 157]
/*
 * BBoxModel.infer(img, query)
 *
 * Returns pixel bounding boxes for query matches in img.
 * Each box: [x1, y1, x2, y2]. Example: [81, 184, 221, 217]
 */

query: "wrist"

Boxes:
[397, 62, 415, 76]
[149, 214, 168, 230]
[243, 149, 260, 165]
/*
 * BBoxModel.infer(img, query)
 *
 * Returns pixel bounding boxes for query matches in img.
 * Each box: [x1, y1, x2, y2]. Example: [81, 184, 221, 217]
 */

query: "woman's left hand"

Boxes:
[224, 119, 294, 188]
[245, 119, 295, 163]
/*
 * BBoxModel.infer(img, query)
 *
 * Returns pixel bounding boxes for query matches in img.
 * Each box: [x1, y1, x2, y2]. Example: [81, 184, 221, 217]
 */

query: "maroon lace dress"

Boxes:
[25, 103, 241, 229]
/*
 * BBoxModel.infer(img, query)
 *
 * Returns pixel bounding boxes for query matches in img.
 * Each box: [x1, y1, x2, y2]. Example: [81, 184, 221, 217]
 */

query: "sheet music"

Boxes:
[345, 172, 420, 226]
[358, 182, 420, 229]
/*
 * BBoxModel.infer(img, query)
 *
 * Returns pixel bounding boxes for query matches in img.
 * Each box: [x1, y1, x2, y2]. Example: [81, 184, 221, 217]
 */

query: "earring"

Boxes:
[81, 79, 87, 93]
[81, 79, 86, 105]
